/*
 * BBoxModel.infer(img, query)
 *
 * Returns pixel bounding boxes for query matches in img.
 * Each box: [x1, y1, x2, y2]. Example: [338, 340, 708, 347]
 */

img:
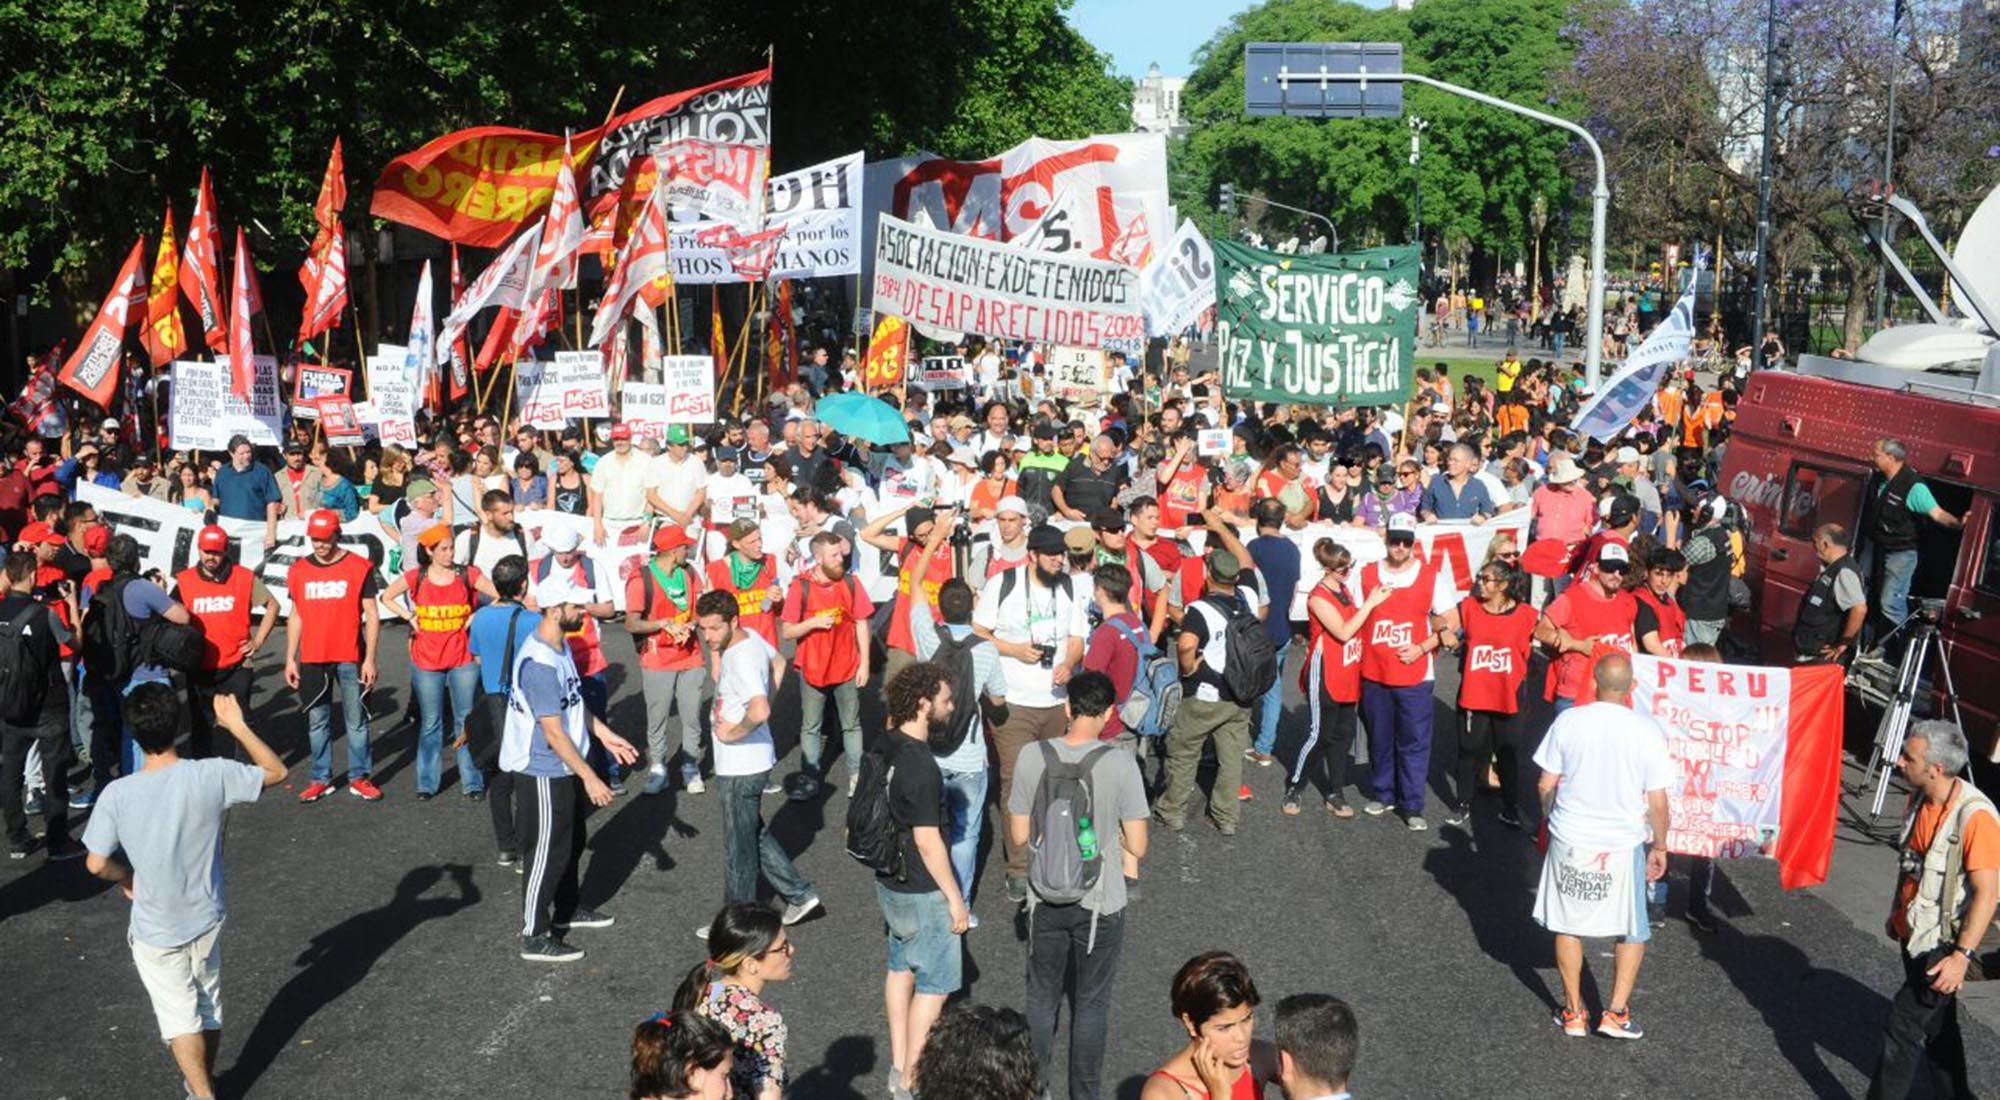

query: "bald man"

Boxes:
[1531, 654, 1676, 1041]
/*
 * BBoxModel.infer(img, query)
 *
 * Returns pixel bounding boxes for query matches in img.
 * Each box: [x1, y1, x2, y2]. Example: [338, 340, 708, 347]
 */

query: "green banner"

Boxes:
[1213, 240, 1420, 406]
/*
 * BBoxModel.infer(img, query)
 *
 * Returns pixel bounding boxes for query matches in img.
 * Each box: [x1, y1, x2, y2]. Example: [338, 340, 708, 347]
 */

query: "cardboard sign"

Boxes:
[551, 350, 611, 418]
[620, 381, 671, 441]
[292, 364, 352, 420]
[515, 360, 567, 430]
[1047, 345, 1106, 405]
[170, 357, 283, 451]
[1197, 428, 1231, 457]
[913, 355, 968, 390]
[316, 396, 365, 446]
[659, 355, 717, 423]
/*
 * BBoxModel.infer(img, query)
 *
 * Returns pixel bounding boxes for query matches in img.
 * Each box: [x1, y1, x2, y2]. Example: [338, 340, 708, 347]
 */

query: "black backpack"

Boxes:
[465, 606, 526, 773]
[80, 577, 143, 684]
[1204, 594, 1278, 704]
[844, 745, 905, 881]
[926, 629, 982, 757]
[0, 601, 54, 724]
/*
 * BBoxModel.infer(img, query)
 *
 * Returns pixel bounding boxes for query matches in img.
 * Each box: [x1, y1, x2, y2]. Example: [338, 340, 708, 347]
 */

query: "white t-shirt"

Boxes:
[705, 471, 760, 527]
[455, 523, 538, 577]
[1187, 585, 1264, 703]
[1532, 701, 1676, 850]
[973, 568, 1091, 708]
[712, 631, 780, 776]
[590, 449, 654, 520]
[648, 453, 708, 515]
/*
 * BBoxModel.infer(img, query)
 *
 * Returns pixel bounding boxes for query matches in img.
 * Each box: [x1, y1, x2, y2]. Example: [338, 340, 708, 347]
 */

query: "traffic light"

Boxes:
[1219, 182, 1237, 218]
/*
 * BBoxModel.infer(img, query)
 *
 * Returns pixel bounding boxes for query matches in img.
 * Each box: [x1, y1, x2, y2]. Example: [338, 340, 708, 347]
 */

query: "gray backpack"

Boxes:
[1027, 742, 1112, 906]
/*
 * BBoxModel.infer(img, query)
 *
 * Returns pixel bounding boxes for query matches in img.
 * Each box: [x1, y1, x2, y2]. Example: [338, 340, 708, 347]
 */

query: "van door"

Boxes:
[1760, 460, 1866, 657]
[1947, 494, 2000, 763]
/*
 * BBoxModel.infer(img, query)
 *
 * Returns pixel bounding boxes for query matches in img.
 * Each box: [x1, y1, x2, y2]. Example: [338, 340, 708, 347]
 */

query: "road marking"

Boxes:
[476, 968, 564, 1056]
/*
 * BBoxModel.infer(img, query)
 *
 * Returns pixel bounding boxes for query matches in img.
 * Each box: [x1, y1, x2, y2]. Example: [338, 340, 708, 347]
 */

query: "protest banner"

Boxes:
[1047, 346, 1105, 405]
[1197, 428, 1231, 457]
[550, 350, 612, 418]
[365, 349, 419, 446]
[912, 356, 968, 390]
[861, 314, 909, 389]
[170, 358, 283, 451]
[620, 382, 671, 441]
[1571, 258, 1702, 441]
[1141, 219, 1217, 338]
[292, 364, 352, 419]
[1630, 654, 1844, 889]
[871, 216, 1143, 347]
[515, 360, 567, 430]
[1213, 240, 1421, 407]
[667, 152, 865, 283]
[652, 139, 770, 227]
[659, 355, 717, 423]
[316, 397, 365, 446]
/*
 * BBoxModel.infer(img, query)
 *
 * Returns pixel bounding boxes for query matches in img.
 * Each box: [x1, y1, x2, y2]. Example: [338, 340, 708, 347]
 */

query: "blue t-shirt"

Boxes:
[1247, 533, 1300, 647]
[1420, 473, 1496, 521]
[467, 603, 543, 695]
[319, 476, 361, 521]
[213, 462, 280, 521]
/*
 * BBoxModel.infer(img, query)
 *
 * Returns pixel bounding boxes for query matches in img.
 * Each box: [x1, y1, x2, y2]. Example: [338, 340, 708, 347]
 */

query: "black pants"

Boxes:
[186, 664, 251, 759]
[1454, 708, 1523, 814]
[1, 709, 71, 850]
[1025, 904, 1125, 1100]
[1290, 674, 1358, 800]
[1868, 949, 1976, 1100]
[516, 774, 587, 938]
[486, 768, 518, 856]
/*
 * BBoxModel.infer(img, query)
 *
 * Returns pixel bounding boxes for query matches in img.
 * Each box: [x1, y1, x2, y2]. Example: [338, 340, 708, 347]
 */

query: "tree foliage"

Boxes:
[0, 0, 1129, 320]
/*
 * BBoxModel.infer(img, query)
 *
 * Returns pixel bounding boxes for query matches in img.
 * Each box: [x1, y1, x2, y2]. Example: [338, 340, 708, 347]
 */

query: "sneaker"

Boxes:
[298, 781, 335, 804]
[846, 772, 858, 798]
[684, 776, 705, 795]
[497, 851, 520, 868]
[1685, 910, 1720, 935]
[1151, 812, 1185, 832]
[8, 839, 39, 860]
[1207, 815, 1238, 837]
[349, 777, 384, 802]
[1237, 783, 1253, 801]
[763, 778, 783, 795]
[67, 789, 97, 811]
[1245, 749, 1275, 767]
[465, 790, 487, 802]
[966, 911, 981, 930]
[559, 908, 615, 930]
[1281, 788, 1303, 816]
[23, 788, 45, 816]
[1597, 1007, 1645, 1040]
[694, 922, 711, 941]
[888, 1067, 915, 1100]
[782, 894, 824, 926]
[1497, 806, 1523, 830]
[785, 773, 821, 802]
[1004, 876, 1028, 904]
[605, 775, 627, 798]
[1361, 800, 1389, 817]
[520, 935, 584, 963]
[46, 841, 85, 862]
[641, 768, 668, 796]
[1325, 797, 1356, 820]
[1555, 1006, 1589, 1038]
[1404, 814, 1429, 832]
[1443, 806, 1471, 828]
[416, 791, 435, 802]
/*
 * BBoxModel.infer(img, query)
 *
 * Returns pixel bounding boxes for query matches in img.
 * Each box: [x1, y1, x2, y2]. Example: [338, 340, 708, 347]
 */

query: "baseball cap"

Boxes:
[197, 525, 230, 553]
[283, 439, 306, 455]
[994, 495, 1028, 519]
[416, 523, 453, 550]
[18, 521, 62, 547]
[101, 417, 120, 430]
[1206, 548, 1243, 582]
[1597, 541, 1632, 570]
[405, 477, 438, 500]
[1606, 494, 1640, 527]
[1027, 524, 1067, 555]
[949, 413, 977, 431]
[666, 425, 691, 445]
[652, 526, 694, 553]
[714, 445, 741, 464]
[542, 525, 583, 553]
[532, 573, 591, 608]
[305, 509, 342, 541]
[1386, 512, 1419, 542]
[1063, 526, 1097, 555]
[945, 444, 978, 468]
[1090, 509, 1126, 533]
[1613, 445, 1642, 464]
[131, 452, 157, 467]
[609, 423, 633, 441]
[1030, 421, 1058, 440]
[83, 526, 110, 557]
[1374, 466, 1396, 485]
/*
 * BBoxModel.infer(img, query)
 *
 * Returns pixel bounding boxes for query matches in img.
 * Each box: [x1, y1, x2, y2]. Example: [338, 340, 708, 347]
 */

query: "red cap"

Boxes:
[18, 521, 63, 547]
[652, 526, 694, 553]
[609, 423, 633, 441]
[305, 509, 342, 541]
[83, 526, 110, 557]
[197, 525, 230, 553]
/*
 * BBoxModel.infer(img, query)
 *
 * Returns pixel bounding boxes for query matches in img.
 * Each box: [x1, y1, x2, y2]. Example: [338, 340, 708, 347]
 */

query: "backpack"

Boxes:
[464, 606, 526, 773]
[465, 525, 528, 571]
[1106, 617, 1180, 738]
[843, 745, 905, 881]
[1027, 741, 1113, 906]
[142, 617, 209, 674]
[1203, 594, 1279, 704]
[926, 628, 983, 757]
[0, 601, 53, 724]
[997, 565, 1072, 607]
[80, 576, 142, 683]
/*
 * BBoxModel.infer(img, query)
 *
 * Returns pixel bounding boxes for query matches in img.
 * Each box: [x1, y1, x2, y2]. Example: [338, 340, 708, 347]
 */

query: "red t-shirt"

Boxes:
[705, 553, 780, 647]
[627, 561, 704, 672]
[1157, 463, 1208, 530]
[288, 551, 378, 665]
[1543, 581, 1637, 703]
[1303, 581, 1363, 704]
[781, 571, 873, 688]
[404, 566, 481, 671]
[1082, 610, 1145, 738]
[1456, 597, 1537, 714]
[886, 541, 955, 656]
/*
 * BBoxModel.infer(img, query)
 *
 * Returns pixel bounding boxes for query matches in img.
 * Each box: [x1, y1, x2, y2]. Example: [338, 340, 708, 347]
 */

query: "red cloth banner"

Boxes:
[143, 204, 187, 368]
[57, 238, 146, 408]
[179, 168, 227, 353]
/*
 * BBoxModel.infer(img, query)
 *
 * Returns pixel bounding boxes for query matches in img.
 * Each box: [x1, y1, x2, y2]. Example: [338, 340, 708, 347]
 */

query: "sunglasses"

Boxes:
[1598, 562, 1630, 574]
[1496, 551, 1520, 560]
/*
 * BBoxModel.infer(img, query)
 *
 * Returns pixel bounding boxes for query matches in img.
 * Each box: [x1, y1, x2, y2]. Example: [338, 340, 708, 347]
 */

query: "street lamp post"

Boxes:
[1530, 194, 1548, 316]
[1409, 115, 1428, 256]
[1750, 0, 1785, 372]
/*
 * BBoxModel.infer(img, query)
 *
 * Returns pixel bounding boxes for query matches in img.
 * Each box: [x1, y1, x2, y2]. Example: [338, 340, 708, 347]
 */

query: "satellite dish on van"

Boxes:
[1951, 185, 2000, 320]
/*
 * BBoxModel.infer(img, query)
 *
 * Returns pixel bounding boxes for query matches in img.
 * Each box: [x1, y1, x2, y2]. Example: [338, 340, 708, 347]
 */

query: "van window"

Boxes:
[1979, 511, 2000, 599]
[1780, 463, 1864, 541]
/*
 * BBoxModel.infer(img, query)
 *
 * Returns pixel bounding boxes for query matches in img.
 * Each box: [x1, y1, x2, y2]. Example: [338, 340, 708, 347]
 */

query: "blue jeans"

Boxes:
[1360, 679, 1434, 816]
[939, 765, 989, 904]
[412, 663, 482, 795]
[799, 679, 862, 781]
[1875, 546, 1919, 631]
[1553, 331, 1567, 358]
[306, 662, 372, 783]
[718, 770, 813, 906]
[1253, 653, 1287, 756]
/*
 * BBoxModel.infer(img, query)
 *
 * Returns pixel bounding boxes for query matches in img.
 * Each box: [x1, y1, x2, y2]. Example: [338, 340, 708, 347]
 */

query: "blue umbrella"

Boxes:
[814, 392, 911, 446]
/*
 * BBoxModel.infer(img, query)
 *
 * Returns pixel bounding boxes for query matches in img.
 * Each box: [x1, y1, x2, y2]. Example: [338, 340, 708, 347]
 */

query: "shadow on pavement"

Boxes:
[1421, 825, 1558, 1012]
[580, 791, 688, 905]
[789, 1034, 879, 1100]
[1696, 927, 1888, 1098]
[0, 860, 113, 924]
[217, 863, 480, 1097]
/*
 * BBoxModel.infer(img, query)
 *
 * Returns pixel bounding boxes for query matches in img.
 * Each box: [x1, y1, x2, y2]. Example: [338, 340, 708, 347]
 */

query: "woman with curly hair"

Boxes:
[912, 1003, 1041, 1100]
[672, 903, 796, 1100]
[1142, 951, 1277, 1100]
[629, 1009, 734, 1100]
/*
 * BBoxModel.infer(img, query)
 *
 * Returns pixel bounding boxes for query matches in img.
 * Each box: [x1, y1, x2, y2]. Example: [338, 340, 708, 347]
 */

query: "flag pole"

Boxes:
[574, 87, 627, 352]
[729, 283, 758, 416]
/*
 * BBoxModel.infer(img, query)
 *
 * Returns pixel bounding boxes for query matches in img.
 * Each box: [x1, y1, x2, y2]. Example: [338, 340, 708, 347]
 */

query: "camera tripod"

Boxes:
[1863, 611, 1964, 817]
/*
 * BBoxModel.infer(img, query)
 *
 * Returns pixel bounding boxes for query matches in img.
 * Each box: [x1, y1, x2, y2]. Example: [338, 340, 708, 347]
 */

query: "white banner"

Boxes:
[620, 382, 671, 441]
[1141, 219, 1217, 338]
[669, 152, 864, 284]
[872, 215, 1144, 347]
[911, 355, 968, 391]
[660, 355, 717, 423]
[170, 358, 283, 451]
[1047, 345, 1105, 405]
[1572, 258, 1702, 441]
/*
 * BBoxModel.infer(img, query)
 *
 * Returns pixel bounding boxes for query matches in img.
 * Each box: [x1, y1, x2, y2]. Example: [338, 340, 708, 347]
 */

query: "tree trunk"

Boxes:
[1842, 265, 1870, 353]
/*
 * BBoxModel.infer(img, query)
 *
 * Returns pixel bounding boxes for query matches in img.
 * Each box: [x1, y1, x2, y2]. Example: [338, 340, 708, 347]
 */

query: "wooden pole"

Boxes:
[727, 285, 757, 416]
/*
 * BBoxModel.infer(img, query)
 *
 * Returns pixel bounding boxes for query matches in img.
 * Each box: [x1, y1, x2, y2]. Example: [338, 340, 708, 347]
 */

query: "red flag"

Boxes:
[312, 137, 348, 229]
[228, 228, 259, 398]
[448, 245, 471, 400]
[711, 291, 727, 377]
[142, 204, 187, 368]
[57, 238, 146, 408]
[297, 140, 348, 343]
[861, 314, 909, 390]
[179, 168, 227, 353]
[765, 280, 797, 389]
[778, 279, 797, 385]
[476, 307, 522, 376]
[587, 179, 670, 347]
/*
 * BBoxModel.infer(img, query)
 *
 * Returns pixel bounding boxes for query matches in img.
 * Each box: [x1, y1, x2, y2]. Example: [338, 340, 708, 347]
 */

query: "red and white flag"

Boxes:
[179, 168, 227, 353]
[510, 141, 586, 359]
[296, 138, 349, 344]
[587, 180, 670, 347]
[654, 139, 769, 227]
[437, 223, 540, 365]
[228, 228, 260, 399]
[1632, 655, 1844, 889]
[447, 245, 471, 397]
[56, 238, 146, 408]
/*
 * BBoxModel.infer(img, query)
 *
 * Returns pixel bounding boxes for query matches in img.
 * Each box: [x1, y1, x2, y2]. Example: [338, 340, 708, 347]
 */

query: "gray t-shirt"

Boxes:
[1007, 738, 1148, 914]
[82, 758, 265, 948]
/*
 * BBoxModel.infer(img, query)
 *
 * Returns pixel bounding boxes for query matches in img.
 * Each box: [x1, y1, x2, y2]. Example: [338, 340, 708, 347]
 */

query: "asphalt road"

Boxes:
[2, 620, 1987, 1100]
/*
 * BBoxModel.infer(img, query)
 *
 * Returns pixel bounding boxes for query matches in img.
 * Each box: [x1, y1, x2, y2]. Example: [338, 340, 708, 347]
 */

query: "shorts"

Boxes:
[130, 921, 224, 1040]
[875, 881, 962, 996]
[1532, 838, 1650, 945]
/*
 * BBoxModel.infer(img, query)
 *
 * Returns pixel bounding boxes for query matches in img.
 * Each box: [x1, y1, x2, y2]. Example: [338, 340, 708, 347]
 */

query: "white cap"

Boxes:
[1386, 512, 1419, 537]
[102, 417, 121, 429]
[533, 573, 592, 608]
[541, 525, 583, 553]
[1547, 456, 1584, 484]
[1597, 541, 1631, 565]
[994, 495, 1028, 518]
[946, 444, 978, 468]
[1613, 445, 1641, 464]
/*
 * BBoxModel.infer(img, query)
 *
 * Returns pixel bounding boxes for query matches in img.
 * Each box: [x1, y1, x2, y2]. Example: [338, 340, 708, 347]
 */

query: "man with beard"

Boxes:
[505, 573, 640, 962]
[780, 530, 873, 799]
[455, 490, 536, 578]
[967, 496, 1031, 581]
[705, 518, 785, 648]
[173, 526, 281, 759]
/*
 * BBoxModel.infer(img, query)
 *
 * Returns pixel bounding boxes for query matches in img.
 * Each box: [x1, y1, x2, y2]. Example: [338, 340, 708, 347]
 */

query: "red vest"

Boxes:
[287, 551, 374, 665]
[1544, 583, 1637, 703]
[1303, 582, 1363, 704]
[175, 564, 256, 671]
[630, 562, 703, 672]
[705, 553, 780, 647]
[1360, 560, 1441, 688]
[886, 540, 955, 656]
[1635, 588, 1686, 657]
[1455, 597, 1537, 715]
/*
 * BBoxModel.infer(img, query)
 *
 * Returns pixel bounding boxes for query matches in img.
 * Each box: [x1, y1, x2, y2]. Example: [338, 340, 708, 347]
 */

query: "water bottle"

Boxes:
[1076, 815, 1099, 862]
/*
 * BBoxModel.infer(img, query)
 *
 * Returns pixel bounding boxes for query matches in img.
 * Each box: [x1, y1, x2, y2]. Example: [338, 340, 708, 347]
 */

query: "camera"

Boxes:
[1915, 597, 1946, 624]
[1034, 643, 1057, 669]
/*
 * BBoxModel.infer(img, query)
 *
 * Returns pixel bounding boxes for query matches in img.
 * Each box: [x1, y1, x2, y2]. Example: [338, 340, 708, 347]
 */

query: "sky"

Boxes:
[1070, 0, 1393, 80]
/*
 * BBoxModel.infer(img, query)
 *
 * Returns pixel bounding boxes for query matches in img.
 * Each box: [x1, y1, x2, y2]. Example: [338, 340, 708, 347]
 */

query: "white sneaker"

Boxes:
[685, 776, 705, 795]
[694, 922, 711, 941]
[846, 773, 858, 798]
[781, 894, 823, 925]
